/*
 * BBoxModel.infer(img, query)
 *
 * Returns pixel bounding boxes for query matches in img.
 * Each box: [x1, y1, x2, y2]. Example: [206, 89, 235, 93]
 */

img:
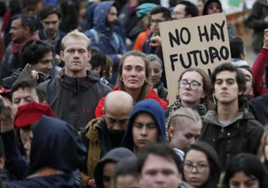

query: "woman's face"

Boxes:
[265, 134, 268, 162]
[197, 0, 204, 15]
[121, 56, 147, 91]
[229, 171, 259, 188]
[149, 60, 162, 87]
[184, 149, 210, 187]
[207, 2, 221, 14]
[179, 71, 205, 106]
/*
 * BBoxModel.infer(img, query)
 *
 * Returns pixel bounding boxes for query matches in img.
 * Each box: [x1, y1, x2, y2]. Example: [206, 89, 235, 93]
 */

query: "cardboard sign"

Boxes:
[159, 13, 231, 105]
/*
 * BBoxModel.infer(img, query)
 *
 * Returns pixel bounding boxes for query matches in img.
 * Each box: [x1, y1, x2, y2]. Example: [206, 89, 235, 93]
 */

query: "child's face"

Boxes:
[116, 175, 140, 188]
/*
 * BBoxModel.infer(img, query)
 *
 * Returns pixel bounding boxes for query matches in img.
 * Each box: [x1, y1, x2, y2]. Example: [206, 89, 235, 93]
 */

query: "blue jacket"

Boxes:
[84, 1, 127, 83]
[3, 116, 87, 188]
[121, 99, 166, 151]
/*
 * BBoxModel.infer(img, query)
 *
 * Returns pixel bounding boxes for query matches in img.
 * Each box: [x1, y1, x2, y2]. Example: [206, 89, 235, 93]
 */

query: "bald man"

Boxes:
[81, 91, 133, 186]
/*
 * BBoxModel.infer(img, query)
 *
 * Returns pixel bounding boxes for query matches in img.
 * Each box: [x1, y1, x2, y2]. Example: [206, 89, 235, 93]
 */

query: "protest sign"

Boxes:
[159, 13, 231, 105]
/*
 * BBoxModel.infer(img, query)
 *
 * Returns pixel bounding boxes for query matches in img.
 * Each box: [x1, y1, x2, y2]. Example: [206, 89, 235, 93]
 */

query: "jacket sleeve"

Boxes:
[0, 46, 11, 79]
[95, 97, 105, 118]
[1, 130, 28, 179]
[252, 48, 268, 97]
[248, 121, 264, 155]
[247, 2, 268, 30]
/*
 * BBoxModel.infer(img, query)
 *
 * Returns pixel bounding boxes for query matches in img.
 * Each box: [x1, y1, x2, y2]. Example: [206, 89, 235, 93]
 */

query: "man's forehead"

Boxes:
[13, 87, 37, 97]
[216, 71, 236, 79]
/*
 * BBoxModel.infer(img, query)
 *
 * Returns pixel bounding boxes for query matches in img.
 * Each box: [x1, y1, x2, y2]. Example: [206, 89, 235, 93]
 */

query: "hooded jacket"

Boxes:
[247, 0, 268, 53]
[40, 69, 111, 130]
[94, 147, 135, 188]
[199, 104, 264, 171]
[121, 99, 166, 152]
[3, 116, 87, 188]
[84, 1, 127, 83]
[202, 0, 236, 40]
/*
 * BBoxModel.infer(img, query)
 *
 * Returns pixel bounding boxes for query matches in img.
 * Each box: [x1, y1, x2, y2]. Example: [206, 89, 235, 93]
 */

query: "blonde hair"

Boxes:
[61, 29, 91, 51]
[259, 126, 268, 170]
[166, 108, 202, 140]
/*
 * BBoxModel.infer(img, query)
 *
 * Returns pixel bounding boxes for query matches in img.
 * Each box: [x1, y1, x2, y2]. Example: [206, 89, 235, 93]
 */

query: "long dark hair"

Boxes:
[222, 153, 268, 188]
[184, 141, 221, 188]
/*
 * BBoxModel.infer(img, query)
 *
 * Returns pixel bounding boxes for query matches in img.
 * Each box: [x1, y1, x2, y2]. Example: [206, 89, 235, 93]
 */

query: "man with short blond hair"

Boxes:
[41, 30, 111, 130]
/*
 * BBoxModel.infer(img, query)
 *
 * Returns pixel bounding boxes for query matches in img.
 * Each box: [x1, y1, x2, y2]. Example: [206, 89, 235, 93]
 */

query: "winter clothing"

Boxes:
[166, 100, 208, 118]
[3, 68, 52, 89]
[231, 58, 248, 67]
[95, 86, 168, 117]
[40, 69, 111, 130]
[94, 148, 135, 188]
[249, 94, 268, 126]
[203, 0, 236, 40]
[153, 81, 168, 101]
[121, 99, 166, 152]
[251, 47, 268, 97]
[84, 1, 127, 83]
[247, 0, 268, 53]
[199, 104, 264, 171]
[38, 29, 66, 65]
[14, 102, 57, 128]
[81, 116, 125, 185]
[0, 34, 39, 79]
[2, 116, 87, 188]
[133, 28, 152, 51]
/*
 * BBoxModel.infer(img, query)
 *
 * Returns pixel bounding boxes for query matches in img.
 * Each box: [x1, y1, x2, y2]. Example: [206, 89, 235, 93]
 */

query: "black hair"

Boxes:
[211, 63, 246, 101]
[114, 157, 138, 183]
[20, 39, 54, 68]
[9, 0, 22, 15]
[90, 48, 107, 78]
[38, 4, 62, 20]
[177, 0, 198, 17]
[12, 14, 36, 34]
[21, 0, 36, 7]
[222, 153, 268, 188]
[202, 0, 222, 15]
[150, 6, 171, 20]
[59, 0, 79, 32]
[0, 137, 5, 158]
[11, 79, 45, 103]
[0, 2, 6, 17]
[184, 141, 221, 188]
[230, 37, 244, 59]
[137, 143, 183, 174]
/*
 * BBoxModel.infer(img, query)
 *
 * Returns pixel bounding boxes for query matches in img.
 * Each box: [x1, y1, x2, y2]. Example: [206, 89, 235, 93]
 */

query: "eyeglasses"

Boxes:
[150, 19, 166, 23]
[183, 163, 209, 173]
[179, 80, 201, 90]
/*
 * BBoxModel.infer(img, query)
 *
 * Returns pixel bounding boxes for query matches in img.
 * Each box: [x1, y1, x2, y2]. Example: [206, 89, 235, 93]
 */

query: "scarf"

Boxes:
[168, 100, 207, 117]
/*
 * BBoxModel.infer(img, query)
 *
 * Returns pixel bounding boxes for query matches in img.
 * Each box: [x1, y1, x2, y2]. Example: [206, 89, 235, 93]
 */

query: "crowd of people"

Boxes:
[0, 0, 267, 188]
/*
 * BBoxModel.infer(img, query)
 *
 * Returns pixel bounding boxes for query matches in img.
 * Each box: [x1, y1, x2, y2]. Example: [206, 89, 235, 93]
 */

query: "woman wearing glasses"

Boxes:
[183, 141, 221, 188]
[167, 67, 212, 118]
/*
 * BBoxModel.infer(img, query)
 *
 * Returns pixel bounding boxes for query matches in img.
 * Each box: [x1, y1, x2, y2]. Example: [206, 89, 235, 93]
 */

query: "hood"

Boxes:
[231, 58, 248, 67]
[28, 116, 87, 174]
[203, 0, 222, 15]
[203, 103, 256, 127]
[121, 99, 166, 151]
[94, 147, 135, 188]
[93, 1, 115, 34]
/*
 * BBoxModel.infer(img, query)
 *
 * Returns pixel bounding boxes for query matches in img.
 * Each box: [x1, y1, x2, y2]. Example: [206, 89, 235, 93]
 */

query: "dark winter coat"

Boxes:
[200, 105, 264, 171]
[40, 69, 111, 130]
